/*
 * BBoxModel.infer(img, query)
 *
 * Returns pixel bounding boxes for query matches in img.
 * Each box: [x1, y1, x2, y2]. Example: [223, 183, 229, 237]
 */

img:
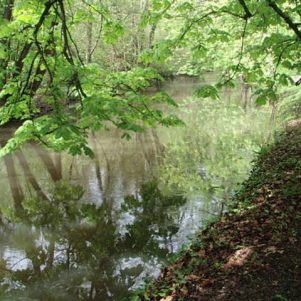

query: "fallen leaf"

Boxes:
[224, 247, 254, 270]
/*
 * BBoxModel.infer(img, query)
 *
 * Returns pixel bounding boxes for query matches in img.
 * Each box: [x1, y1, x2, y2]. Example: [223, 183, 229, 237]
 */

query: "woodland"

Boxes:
[0, 0, 300, 300]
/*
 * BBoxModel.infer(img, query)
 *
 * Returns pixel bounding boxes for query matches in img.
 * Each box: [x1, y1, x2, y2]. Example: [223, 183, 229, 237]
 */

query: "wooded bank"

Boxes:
[137, 125, 301, 301]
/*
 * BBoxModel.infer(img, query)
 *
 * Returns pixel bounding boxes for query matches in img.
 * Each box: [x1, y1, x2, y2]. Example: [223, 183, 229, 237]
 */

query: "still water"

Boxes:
[0, 76, 223, 300]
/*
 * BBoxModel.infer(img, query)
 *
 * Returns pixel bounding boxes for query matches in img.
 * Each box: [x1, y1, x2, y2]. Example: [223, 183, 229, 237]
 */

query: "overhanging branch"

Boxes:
[238, 0, 253, 20]
[266, 0, 301, 40]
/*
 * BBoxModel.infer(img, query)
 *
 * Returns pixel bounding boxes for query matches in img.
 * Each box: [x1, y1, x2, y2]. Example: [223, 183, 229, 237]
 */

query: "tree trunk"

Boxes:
[86, 21, 93, 63]
[149, 24, 157, 48]
[3, 0, 14, 20]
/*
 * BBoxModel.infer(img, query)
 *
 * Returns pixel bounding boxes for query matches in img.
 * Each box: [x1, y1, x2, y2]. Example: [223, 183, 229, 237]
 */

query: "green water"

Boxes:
[0, 76, 271, 300]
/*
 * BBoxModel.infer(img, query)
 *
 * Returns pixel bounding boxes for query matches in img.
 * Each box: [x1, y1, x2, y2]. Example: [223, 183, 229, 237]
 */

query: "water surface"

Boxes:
[0, 76, 225, 300]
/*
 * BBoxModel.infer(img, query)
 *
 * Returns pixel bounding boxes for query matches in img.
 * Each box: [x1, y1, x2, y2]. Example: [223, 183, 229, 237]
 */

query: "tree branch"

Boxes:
[238, 0, 253, 20]
[266, 0, 301, 40]
[221, 19, 248, 85]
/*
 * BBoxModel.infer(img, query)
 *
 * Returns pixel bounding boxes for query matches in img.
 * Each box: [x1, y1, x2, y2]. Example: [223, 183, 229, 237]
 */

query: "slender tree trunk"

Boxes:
[149, 24, 157, 48]
[239, 75, 251, 112]
[242, 84, 250, 112]
[0, 0, 14, 95]
[3, 0, 14, 21]
[86, 21, 93, 63]
[269, 100, 277, 123]
[267, 100, 277, 142]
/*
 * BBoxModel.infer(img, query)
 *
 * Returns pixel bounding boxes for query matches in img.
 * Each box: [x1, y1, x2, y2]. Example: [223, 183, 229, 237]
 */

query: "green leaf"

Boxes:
[255, 95, 267, 105]
[195, 85, 219, 100]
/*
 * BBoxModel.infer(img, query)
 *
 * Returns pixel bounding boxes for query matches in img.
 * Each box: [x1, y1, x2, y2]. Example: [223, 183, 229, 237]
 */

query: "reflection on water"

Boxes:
[0, 77, 222, 300]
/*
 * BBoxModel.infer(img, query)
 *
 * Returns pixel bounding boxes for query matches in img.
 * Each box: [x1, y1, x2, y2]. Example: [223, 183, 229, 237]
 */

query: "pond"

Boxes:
[0, 75, 241, 300]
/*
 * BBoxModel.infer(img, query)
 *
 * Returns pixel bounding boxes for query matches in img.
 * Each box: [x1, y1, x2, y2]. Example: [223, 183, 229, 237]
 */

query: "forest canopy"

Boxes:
[0, 0, 300, 155]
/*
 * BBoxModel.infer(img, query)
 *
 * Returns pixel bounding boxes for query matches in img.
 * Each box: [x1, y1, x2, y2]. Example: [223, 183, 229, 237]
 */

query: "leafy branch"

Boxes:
[266, 0, 301, 40]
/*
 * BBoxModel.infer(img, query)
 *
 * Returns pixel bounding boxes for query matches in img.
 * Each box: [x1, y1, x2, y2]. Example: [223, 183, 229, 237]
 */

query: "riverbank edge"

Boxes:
[131, 125, 301, 301]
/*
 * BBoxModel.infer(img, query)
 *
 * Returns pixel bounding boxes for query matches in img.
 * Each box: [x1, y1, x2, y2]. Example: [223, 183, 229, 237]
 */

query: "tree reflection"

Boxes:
[0, 180, 187, 300]
[0, 127, 188, 300]
[119, 181, 186, 256]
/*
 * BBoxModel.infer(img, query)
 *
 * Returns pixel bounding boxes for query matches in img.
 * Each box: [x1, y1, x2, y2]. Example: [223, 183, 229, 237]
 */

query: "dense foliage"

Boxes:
[0, 0, 300, 156]
[0, 1, 300, 299]
[143, 0, 301, 101]
[0, 0, 182, 156]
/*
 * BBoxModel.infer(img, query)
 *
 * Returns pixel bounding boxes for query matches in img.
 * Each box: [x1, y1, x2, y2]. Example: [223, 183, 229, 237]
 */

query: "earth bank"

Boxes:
[134, 125, 301, 301]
